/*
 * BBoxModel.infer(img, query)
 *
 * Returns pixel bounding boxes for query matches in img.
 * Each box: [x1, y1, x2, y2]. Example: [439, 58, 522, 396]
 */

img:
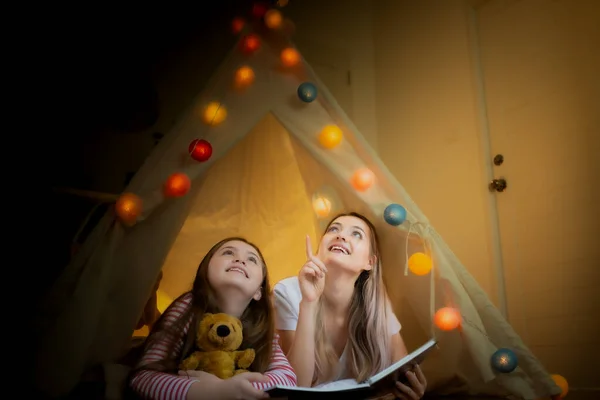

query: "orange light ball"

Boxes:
[164, 173, 191, 198]
[312, 196, 332, 218]
[551, 374, 568, 398]
[202, 102, 227, 126]
[240, 34, 261, 55]
[408, 252, 433, 276]
[232, 17, 245, 34]
[281, 47, 300, 67]
[264, 9, 283, 29]
[434, 307, 462, 331]
[234, 65, 255, 89]
[350, 168, 375, 192]
[115, 193, 142, 226]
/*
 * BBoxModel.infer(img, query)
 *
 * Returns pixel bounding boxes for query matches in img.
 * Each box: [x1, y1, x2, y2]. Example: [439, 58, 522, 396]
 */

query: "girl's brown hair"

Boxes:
[131, 237, 274, 377]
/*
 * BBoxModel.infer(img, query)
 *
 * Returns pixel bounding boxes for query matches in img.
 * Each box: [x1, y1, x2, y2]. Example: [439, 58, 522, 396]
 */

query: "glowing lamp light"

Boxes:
[490, 348, 518, 373]
[164, 172, 191, 198]
[115, 193, 142, 226]
[551, 374, 568, 399]
[232, 17, 245, 34]
[252, 2, 268, 18]
[188, 139, 213, 162]
[312, 196, 332, 218]
[350, 168, 375, 192]
[408, 252, 432, 276]
[281, 47, 300, 67]
[434, 307, 461, 331]
[234, 65, 255, 89]
[264, 9, 283, 29]
[202, 102, 227, 126]
[240, 34, 261, 55]
[156, 289, 173, 314]
[318, 125, 343, 149]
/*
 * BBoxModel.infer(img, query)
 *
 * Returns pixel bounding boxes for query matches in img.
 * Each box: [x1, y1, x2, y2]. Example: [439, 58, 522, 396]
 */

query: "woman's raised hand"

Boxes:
[298, 235, 327, 303]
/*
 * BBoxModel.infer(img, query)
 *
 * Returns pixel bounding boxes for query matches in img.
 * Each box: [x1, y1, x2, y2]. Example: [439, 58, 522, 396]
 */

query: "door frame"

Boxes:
[465, 2, 509, 319]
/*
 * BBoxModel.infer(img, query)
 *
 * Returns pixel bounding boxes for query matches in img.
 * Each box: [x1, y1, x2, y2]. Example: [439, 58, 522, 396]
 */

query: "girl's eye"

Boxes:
[248, 257, 258, 264]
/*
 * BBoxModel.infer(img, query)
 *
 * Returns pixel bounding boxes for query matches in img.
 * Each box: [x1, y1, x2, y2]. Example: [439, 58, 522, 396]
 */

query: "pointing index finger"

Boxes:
[306, 235, 313, 259]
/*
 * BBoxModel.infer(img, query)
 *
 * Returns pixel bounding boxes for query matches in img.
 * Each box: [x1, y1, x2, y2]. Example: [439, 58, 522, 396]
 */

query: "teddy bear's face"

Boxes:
[196, 313, 244, 351]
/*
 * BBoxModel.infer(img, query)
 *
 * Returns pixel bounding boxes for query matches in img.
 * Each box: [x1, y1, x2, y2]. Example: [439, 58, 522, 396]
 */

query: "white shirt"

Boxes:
[272, 276, 401, 382]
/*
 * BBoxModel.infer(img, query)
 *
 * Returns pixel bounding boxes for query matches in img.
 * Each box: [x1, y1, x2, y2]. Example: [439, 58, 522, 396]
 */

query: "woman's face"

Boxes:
[317, 215, 375, 274]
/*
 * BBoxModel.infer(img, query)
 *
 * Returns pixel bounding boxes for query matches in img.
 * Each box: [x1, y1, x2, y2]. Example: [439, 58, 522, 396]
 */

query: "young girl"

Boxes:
[129, 237, 297, 400]
[273, 212, 427, 400]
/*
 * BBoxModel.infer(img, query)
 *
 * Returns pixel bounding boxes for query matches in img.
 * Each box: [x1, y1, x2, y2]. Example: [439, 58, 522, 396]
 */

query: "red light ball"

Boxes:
[189, 139, 213, 162]
[240, 34, 261, 55]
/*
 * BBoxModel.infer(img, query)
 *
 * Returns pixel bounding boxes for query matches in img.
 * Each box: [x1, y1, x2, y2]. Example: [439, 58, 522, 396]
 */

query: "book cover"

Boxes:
[266, 338, 438, 399]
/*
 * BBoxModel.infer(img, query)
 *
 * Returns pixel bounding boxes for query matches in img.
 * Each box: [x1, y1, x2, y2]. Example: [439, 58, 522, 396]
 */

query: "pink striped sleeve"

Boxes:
[252, 333, 297, 390]
[130, 293, 198, 400]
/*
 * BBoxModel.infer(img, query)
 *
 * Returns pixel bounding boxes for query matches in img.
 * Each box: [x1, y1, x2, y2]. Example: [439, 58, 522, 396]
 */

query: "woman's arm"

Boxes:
[252, 334, 298, 390]
[277, 300, 318, 387]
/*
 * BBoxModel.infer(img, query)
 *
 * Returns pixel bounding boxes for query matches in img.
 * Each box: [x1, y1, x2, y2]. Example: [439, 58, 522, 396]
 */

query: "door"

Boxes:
[475, 0, 600, 388]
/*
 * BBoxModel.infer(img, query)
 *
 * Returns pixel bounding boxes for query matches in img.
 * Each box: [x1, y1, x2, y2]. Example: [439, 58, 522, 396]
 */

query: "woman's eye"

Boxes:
[353, 231, 362, 239]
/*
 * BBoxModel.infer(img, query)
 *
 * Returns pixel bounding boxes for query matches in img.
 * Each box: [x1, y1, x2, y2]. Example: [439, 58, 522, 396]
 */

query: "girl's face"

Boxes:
[207, 240, 265, 301]
[317, 215, 375, 274]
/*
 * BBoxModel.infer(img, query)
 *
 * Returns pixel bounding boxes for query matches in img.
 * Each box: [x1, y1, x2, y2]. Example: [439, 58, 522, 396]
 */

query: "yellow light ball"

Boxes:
[408, 252, 433, 276]
[234, 65, 255, 89]
[265, 9, 283, 29]
[202, 102, 227, 126]
[551, 374, 568, 398]
[312, 196, 332, 218]
[318, 125, 343, 149]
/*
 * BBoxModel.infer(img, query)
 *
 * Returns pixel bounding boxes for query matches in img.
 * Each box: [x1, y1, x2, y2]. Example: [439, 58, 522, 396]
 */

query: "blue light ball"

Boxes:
[297, 82, 318, 103]
[383, 203, 407, 226]
[491, 348, 518, 373]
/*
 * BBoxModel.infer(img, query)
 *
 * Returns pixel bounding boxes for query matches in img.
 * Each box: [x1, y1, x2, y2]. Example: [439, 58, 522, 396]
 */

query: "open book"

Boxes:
[266, 338, 438, 399]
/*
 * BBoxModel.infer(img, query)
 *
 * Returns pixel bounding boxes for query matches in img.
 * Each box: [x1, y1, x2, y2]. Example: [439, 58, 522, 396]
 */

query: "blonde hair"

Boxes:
[313, 212, 393, 384]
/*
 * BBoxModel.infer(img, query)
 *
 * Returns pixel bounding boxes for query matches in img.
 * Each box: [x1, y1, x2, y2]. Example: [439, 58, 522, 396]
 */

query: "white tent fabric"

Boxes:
[35, 26, 560, 400]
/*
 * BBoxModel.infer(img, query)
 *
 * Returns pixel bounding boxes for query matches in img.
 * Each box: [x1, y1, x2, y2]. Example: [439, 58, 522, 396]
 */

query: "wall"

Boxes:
[284, 0, 379, 149]
[372, 0, 498, 304]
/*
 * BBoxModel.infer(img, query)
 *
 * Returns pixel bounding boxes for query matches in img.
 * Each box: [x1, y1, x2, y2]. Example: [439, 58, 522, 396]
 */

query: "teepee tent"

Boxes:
[35, 10, 561, 400]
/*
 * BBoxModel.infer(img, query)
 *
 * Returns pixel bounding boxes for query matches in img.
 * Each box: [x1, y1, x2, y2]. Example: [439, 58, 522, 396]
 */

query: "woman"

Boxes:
[273, 212, 427, 400]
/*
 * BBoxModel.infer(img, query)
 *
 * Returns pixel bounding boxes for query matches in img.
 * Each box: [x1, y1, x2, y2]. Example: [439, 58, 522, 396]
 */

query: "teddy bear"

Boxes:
[179, 312, 255, 379]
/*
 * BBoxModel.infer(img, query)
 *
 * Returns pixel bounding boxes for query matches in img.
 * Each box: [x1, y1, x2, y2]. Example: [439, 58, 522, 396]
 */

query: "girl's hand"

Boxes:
[221, 372, 270, 399]
[392, 365, 427, 400]
[184, 371, 270, 400]
[298, 235, 327, 303]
